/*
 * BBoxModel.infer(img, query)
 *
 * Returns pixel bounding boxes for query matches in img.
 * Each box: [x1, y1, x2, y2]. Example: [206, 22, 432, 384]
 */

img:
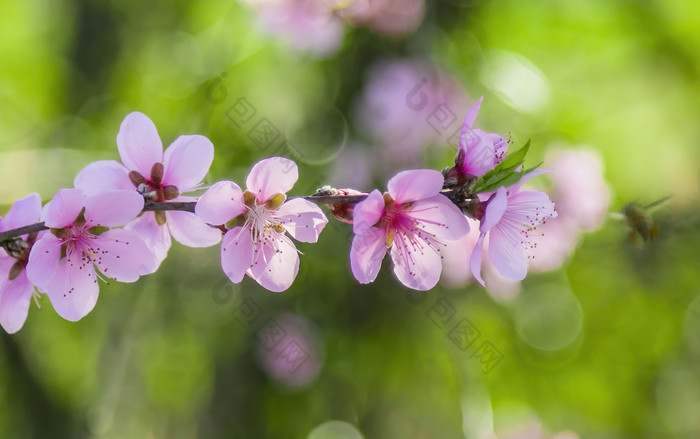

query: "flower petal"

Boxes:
[124, 213, 172, 272]
[221, 226, 254, 283]
[506, 189, 558, 227]
[275, 198, 328, 243]
[511, 168, 550, 192]
[43, 259, 99, 322]
[406, 194, 470, 241]
[459, 96, 483, 139]
[116, 112, 163, 177]
[92, 229, 154, 281]
[483, 255, 522, 301]
[528, 217, 579, 273]
[248, 233, 300, 292]
[2, 193, 42, 231]
[488, 223, 528, 281]
[480, 187, 508, 233]
[0, 270, 33, 333]
[439, 219, 480, 287]
[352, 190, 385, 234]
[74, 160, 133, 196]
[44, 189, 85, 228]
[245, 157, 299, 203]
[195, 180, 246, 226]
[350, 226, 386, 284]
[166, 210, 222, 248]
[462, 129, 497, 177]
[162, 135, 215, 191]
[0, 254, 14, 277]
[84, 190, 144, 227]
[389, 232, 443, 291]
[26, 233, 63, 287]
[469, 234, 487, 286]
[387, 169, 443, 204]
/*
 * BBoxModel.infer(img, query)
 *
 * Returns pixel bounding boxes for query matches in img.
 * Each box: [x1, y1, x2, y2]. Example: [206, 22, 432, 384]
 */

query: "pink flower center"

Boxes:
[379, 196, 448, 278]
[245, 203, 283, 243]
[129, 162, 179, 202]
[51, 219, 130, 284]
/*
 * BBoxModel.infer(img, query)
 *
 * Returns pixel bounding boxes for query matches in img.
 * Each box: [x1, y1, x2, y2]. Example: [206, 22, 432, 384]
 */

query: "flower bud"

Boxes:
[129, 171, 146, 187]
[150, 162, 164, 185]
[163, 185, 179, 200]
[8, 261, 23, 281]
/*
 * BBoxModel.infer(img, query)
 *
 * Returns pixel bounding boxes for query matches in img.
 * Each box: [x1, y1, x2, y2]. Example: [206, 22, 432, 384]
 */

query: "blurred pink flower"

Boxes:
[440, 217, 480, 288]
[26, 189, 153, 321]
[527, 216, 580, 273]
[74, 111, 222, 271]
[0, 193, 43, 333]
[471, 186, 557, 285]
[546, 148, 610, 232]
[247, 0, 345, 57]
[256, 312, 322, 389]
[355, 59, 468, 167]
[440, 218, 521, 301]
[339, 0, 425, 36]
[328, 144, 373, 190]
[195, 157, 328, 292]
[350, 169, 470, 290]
[528, 148, 610, 272]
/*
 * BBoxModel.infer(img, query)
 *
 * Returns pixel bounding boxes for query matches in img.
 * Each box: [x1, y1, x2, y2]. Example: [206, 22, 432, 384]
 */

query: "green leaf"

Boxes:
[468, 139, 535, 194]
[499, 139, 530, 170]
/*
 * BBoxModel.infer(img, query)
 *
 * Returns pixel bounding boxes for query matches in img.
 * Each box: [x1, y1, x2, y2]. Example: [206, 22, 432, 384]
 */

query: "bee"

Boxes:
[614, 196, 671, 245]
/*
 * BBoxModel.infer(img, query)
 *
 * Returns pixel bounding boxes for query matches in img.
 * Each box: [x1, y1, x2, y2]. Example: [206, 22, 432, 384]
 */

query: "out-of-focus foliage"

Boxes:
[1, 0, 700, 438]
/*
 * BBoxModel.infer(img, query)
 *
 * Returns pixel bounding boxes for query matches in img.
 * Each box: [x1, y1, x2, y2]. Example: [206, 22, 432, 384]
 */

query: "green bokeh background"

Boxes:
[1, 0, 699, 438]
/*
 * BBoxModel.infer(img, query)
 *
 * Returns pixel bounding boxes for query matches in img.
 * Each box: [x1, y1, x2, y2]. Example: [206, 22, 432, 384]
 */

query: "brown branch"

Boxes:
[0, 194, 373, 243]
[0, 222, 48, 242]
[143, 201, 196, 213]
[0, 189, 479, 243]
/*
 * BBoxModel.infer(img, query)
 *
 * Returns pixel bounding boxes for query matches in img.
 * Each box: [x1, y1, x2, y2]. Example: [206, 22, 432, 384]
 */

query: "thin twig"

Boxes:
[0, 194, 372, 243]
[0, 222, 48, 242]
[143, 202, 196, 212]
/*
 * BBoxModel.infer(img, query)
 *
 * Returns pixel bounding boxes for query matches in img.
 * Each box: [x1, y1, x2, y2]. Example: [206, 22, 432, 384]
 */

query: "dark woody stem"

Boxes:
[0, 223, 47, 242]
[0, 194, 369, 243]
[0, 190, 479, 244]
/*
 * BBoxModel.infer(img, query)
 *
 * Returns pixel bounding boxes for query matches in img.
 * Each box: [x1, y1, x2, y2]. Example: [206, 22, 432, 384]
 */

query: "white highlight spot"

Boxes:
[481, 50, 550, 114]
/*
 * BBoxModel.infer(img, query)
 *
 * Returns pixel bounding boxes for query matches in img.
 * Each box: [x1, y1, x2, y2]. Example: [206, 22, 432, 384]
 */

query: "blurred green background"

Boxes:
[1, 0, 700, 437]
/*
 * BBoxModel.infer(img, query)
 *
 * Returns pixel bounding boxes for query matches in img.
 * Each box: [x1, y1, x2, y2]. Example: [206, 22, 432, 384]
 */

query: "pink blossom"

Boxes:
[350, 169, 470, 290]
[527, 216, 580, 273]
[339, 0, 425, 36]
[440, 219, 521, 301]
[246, 0, 345, 57]
[546, 148, 610, 231]
[255, 312, 322, 389]
[440, 217, 480, 288]
[527, 148, 609, 272]
[26, 189, 154, 321]
[355, 59, 468, 168]
[456, 97, 510, 178]
[74, 112, 221, 270]
[195, 157, 328, 292]
[470, 185, 557, 285]
[0, 193, 43, 333]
